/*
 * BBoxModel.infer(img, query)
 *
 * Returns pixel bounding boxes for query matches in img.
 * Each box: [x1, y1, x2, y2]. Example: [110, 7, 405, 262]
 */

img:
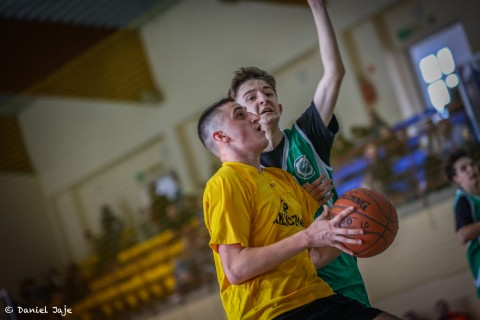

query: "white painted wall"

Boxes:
[0, 174, 63, 296]
[18, 0, 404, 198]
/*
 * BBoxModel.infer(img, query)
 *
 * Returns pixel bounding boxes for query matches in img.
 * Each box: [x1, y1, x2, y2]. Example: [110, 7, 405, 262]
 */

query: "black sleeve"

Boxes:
[295, 102, 339, 166]
[455, 196, 474, 231]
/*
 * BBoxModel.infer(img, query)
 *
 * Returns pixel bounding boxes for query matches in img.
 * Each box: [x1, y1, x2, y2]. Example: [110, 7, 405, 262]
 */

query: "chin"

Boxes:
[261, 117, 279, 127]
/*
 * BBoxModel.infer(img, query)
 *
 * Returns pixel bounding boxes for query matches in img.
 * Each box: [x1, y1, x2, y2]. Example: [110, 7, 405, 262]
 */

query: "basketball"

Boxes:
[330, 188, 399, 258]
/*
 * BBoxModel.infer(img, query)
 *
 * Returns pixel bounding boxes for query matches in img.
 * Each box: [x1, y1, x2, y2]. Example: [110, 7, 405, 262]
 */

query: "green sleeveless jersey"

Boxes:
[454, 189, 480, 297]
[283, 125, 338, 210]
[281, 124, 371, 306]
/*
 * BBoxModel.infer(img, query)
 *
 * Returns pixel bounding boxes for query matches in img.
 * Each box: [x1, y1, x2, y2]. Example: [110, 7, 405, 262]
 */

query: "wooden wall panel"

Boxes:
[0, 18, 161, 103]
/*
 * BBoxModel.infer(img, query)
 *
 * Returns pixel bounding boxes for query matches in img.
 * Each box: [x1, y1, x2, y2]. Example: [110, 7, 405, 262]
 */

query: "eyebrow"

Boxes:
[242, 88, 255, 99]
[232, 105, 247, 114]
[241, 85, 274, 99]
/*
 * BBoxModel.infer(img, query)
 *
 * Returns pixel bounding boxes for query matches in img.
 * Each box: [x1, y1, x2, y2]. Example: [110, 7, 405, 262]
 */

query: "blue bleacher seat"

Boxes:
[334, 157, 369, 181]
[336, 175, 365, 197]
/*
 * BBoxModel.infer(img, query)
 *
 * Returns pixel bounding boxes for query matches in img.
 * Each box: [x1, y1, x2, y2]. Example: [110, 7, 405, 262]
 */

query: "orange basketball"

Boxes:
[330, 188, 399, 258]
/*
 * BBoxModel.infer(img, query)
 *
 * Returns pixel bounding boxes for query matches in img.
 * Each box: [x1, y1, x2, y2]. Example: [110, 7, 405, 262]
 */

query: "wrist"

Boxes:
[300, 229, 314, 249]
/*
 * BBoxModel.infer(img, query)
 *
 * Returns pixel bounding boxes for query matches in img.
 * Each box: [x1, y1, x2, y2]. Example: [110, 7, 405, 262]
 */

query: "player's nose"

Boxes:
[258, 93, 268, 105]
[251, 105, 261, 115]
[249, 112, 260, 122]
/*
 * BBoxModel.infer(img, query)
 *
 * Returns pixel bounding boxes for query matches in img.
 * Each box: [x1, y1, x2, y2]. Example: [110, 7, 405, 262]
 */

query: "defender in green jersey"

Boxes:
[228, 0, 370, 306]
[444, 148, 480, 298]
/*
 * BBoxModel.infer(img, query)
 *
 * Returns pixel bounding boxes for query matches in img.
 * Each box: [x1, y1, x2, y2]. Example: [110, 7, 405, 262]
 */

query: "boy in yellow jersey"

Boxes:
[197, 97, 400, 319]
[228, 0, 370, 306]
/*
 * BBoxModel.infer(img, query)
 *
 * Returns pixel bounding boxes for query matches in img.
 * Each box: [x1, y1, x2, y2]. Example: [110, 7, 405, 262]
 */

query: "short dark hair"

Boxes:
[228, 67, 277, 99]
[197, 97, 234, 156]
[443, 148, 470, 181]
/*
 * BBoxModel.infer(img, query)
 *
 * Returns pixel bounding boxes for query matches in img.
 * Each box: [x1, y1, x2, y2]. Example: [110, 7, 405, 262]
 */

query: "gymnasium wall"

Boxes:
[0, 173, 62, 296]
[361, 190, 475, 317]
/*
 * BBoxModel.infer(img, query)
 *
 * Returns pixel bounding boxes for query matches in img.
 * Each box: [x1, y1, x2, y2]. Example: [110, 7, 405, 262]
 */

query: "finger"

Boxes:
[315, 197, 331, 206]
[312, 185, 334, 202]
[315, 205, 331, 220]
[331, 206, 354, 223]
[317, 193, 334, 206]
[315, 183, 334, 197]
[318, 178, 333, 190]
[340, 237, 362, 245]
[303, 176, 325, 194]
[311, 184, 332, 197]
[302, 182, 313, 193]
[336, 228, 364, 236]
[311, 175, 326, 187]
[334, 228, 365, 239]
[317, 188, 334, 200]
[308, 174, 325, 189]
[331, 243, 354, 256]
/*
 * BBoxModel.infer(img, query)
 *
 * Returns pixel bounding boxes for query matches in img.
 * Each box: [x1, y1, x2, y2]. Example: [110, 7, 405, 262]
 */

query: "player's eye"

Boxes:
[234, 111, 245, 119]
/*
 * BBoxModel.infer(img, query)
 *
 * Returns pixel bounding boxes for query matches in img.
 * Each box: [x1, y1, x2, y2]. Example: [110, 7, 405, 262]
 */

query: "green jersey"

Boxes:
[454, 189, 480, 297]
[261, 105, 370, 306]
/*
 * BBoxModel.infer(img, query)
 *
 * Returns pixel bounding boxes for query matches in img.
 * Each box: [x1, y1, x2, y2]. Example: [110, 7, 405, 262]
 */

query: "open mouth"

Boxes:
[261, 108, 273, 115]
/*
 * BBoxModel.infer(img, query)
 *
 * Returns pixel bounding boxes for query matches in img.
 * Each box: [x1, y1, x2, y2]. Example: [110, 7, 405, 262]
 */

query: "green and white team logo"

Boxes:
[294, 155, 315, 179]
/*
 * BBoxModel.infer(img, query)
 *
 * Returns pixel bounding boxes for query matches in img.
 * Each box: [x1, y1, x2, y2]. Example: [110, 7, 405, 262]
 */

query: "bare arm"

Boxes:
[308, 0, 345, 126]
[310, 246, 341, 268]
[218, 206, 361, 284]
[457, 222, 480, 245]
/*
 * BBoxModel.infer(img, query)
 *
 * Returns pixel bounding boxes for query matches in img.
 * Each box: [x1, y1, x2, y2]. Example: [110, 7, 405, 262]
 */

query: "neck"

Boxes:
[462, 184, 480, 195]
[263, 127, 283, 152]
[221, 153, 262, 173]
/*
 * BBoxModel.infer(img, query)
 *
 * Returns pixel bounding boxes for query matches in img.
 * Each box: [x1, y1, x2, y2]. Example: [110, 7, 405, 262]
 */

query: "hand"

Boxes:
[305, 205, 362, 255]
[302, 174, 334, 205]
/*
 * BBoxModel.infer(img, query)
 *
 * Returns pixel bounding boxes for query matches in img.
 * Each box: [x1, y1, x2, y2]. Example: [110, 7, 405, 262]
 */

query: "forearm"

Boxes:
[310, 246, 341, 268]
[457, 222, 480, 244]
[309, 0, 344, 78]
[219, 206, 362, 284]
[308, 0, 344, 125]
[219, 230, 312, 285]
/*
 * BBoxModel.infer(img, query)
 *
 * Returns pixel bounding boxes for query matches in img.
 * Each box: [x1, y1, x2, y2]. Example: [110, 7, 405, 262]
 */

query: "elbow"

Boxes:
[456, 229, 471, 245]
[332, 62, 345, 80]
[222, 262, 250, 285]
[310, 247, 340, 268]
[224, 269, 247, 285]
[326, 70, 345, 87]
[336, 66, 346, 79]
[310, 250, 325, 268]
[457, 234, 469, 245]
[218, 244, 252, 285]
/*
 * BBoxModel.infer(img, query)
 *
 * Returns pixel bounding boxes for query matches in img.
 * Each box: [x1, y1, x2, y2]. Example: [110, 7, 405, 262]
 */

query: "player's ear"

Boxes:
[213, 131, 227, 142]
[451, 174, 460, 186]
[278, 103, 283, 113]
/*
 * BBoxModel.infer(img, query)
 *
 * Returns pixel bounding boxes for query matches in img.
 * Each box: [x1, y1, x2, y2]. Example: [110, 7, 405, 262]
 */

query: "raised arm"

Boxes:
[218, 206, 361, 285]
[308, 0, 345, 126]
